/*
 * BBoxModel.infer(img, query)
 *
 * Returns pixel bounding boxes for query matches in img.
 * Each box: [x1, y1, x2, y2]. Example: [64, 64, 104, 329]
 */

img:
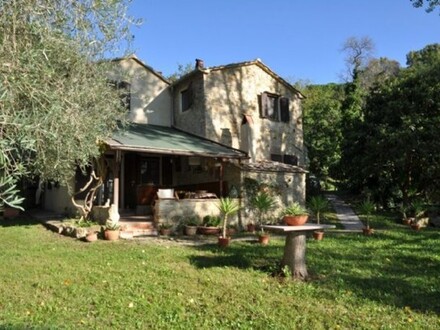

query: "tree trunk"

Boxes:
[281, 232, 308, 280]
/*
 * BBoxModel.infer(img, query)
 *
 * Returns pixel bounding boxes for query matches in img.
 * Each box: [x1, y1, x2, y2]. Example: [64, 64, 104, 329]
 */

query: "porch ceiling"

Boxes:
[107, 123, 248, 159]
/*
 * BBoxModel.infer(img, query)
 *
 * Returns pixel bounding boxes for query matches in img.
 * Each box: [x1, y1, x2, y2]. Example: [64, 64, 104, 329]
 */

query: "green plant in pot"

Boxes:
[217, 197, 240, 247]
[282, 202, 309, 226]
[200, 215, 221, 235]
[359, 199, 375, 235]
[104, 218, 120, 241]
[307, 195, 329, 240]
[251, 192, 276, 245]
[184, 216, 200, 236]
[159, 221, 173, 236]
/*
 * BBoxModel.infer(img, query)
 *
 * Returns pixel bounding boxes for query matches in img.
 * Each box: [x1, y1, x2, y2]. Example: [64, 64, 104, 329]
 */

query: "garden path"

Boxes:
[325, 194, 364, 230]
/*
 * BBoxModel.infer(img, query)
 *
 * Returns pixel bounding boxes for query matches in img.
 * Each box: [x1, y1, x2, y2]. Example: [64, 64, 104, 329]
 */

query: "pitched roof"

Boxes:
[111, 54, 171, 85]
[107, 123, 248, 159]
[172, 59, 305, 98]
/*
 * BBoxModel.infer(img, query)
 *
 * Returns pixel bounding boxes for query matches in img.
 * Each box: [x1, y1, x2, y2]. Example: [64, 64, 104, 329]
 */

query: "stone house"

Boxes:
[42, 55, 306, 227]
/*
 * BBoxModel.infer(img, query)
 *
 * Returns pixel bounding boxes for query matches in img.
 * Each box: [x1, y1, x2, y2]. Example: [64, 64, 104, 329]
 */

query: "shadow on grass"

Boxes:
[188, 237, 283, 275]
[311, 230, 440, 315]
[0, 214, 43, 227]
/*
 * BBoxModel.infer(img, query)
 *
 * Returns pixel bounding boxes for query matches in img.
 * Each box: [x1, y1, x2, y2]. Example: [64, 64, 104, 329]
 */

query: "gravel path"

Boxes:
[326, 194, 364, 230]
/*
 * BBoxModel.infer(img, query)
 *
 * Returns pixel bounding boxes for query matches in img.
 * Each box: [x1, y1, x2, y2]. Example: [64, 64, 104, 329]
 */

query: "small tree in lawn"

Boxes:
[307, 196, 329, 225]
[218, 197, 240, 239]
[251, 192, 276, 235]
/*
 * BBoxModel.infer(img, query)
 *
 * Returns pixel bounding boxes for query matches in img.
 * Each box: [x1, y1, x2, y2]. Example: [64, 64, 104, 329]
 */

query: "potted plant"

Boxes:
[217, 197, 240, 247]
[85, 229, 99, 242]
[282, 202, 309, 226]
[199, 215, 221, 235]
[411, 200, 426, 231]
[184, 216, 199, 236]
[159, 222, 173, 236]
[104, 219, 120, 241]
[251, 192, 276, 245]
[359, 199, 375, 236]
[308, 195, 329, 240]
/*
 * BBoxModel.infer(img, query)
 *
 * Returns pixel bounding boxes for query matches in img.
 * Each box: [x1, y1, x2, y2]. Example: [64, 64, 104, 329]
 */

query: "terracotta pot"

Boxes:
[402, 218, 412, 225]
[283, 215, 308, 226]
[159, 228, 172, 236]
[184, 225, 198, 236]
[258, 234, 270, 246]
[3, 207, 20, 219]
[247, 223, 256, 232]
[199, 226, 220, 235]
[411, 223, 421, 231]
[313, 230, 324, 240]
[218, 236, 230, 247]
[85, 232, 98, 242]
[362, 227, 373, 236]
[104, 229, 120, 241]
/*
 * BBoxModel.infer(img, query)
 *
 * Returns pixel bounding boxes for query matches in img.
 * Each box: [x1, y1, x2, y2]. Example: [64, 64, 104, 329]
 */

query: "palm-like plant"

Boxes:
[217, 197, 240, 238]
[359, 199, 375, 229]
[307, 196, 329, 225]
[251, 192, 276, 232]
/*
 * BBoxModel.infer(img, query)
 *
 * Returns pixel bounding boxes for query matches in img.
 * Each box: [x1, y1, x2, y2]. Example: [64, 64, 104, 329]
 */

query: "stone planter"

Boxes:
[184, 225, 198, 236]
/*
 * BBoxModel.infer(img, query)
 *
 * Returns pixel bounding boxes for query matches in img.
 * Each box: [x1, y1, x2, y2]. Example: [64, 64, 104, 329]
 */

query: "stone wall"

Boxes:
[154, 198, 240, 228]
[240, 169, 306, 225]
[203, 63, 305, 165]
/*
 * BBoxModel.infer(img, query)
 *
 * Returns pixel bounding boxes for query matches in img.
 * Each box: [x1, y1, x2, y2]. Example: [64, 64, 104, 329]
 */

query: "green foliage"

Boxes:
[0, 0, 138, 205]
[217, 197, 240, 238]
[307, 196, 329, 224]
[302, 84, 344, 180]
[1, 218, 440, 328]
[202, 215, 221, 227]
[411, 0, 440, 14]
[282, 202, 309, 216]
[251, 192, 277, 228]
[359, 200, 375, 228]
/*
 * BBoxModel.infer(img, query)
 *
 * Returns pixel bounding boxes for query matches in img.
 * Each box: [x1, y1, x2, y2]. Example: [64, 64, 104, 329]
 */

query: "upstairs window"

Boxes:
[270, 153, 298, 166]
[181, 84, 193, 112]
[260, 92, 290, 123]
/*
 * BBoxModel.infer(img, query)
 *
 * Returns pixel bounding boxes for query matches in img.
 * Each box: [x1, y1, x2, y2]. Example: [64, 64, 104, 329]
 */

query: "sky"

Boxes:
[128, 0, 440, 84]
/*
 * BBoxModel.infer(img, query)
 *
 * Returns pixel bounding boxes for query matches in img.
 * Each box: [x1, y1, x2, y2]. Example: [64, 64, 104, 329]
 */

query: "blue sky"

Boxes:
[128, 0, 440, 84]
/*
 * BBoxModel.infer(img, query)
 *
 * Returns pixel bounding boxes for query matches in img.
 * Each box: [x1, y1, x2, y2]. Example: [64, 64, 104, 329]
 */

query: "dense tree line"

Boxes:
[303, 43, 440, 208]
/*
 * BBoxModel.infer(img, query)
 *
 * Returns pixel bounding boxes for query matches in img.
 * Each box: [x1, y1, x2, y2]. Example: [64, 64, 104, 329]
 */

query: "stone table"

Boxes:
[262, 224, 335, 280]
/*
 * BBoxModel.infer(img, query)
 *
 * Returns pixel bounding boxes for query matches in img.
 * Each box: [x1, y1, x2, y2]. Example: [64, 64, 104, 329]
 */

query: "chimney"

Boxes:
[195, 58, 204, 69]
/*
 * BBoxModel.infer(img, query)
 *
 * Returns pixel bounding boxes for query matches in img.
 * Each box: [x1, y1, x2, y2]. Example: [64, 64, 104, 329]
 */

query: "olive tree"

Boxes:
[0, 0, 139, 212]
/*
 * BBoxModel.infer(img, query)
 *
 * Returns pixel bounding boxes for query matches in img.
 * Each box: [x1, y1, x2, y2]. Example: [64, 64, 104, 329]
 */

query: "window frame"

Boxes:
[260, 92, 290, 123]
[180, 84, 193, 112]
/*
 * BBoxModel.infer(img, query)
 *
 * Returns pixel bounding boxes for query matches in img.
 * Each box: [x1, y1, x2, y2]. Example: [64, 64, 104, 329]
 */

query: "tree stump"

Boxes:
[281, 231, 308, 280]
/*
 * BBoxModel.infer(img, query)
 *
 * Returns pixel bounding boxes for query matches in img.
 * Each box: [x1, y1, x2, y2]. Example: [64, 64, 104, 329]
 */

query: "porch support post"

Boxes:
[219, 159, 224, 197]
[113, 150, 122, 209]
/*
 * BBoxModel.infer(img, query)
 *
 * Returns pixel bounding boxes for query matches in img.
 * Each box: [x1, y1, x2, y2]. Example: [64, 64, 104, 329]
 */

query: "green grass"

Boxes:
[0, 217, 439, 329]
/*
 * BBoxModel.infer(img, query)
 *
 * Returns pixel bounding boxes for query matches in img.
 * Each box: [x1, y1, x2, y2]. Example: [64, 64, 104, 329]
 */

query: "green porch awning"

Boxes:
[106, 123, 248, 159]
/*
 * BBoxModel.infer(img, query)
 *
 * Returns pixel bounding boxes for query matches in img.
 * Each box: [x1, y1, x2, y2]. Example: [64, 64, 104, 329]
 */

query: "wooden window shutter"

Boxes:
[280, 97, 290, 122]
[260, 92, 268, 118]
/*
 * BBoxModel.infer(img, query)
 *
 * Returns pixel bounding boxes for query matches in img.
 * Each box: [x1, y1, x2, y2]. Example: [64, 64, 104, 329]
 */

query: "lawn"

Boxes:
[0, 216, 439, 329]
